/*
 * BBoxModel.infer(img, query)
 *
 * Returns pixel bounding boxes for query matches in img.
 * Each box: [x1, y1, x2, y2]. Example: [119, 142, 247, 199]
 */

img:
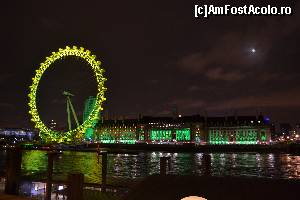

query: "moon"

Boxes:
[250, 48, 256, 53]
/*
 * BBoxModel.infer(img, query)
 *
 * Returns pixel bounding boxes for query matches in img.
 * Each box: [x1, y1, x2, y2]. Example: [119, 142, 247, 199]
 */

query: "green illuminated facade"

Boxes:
[176, 128, 191, 141]
[83, 96, 98, 140]
[149, 128, 191, 142]
[260, 130, 267, 141]
[92, 115, 271, 145]
[138, 128, 145, 141]
[209, 127, 269, 145]
[235, 130, 257, 144]
[209, 130, 230, 144]
[150, 129, 172, 140]
[94, 123, 137, 144]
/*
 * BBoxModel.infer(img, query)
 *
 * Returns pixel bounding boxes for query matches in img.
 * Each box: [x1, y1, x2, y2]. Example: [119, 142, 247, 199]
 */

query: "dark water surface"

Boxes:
[1, 150, 300, 184]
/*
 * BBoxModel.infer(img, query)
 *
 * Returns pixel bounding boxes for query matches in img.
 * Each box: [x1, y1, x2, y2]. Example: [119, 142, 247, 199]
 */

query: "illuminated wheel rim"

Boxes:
[28, 46, 107, 143]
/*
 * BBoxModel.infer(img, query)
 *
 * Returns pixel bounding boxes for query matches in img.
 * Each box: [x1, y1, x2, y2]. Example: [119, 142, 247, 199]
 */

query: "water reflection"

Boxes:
[22, 150, 47, 177]
[194, 153, 203, 175]
[1, 151, 300, 184]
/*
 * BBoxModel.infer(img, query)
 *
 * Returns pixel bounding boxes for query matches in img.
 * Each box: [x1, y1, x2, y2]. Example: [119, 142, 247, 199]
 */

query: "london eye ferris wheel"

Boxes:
[28, 46, 107, 143]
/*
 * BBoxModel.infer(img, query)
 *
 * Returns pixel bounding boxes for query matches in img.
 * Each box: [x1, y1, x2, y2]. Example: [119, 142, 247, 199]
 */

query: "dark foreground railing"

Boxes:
[3, 148, 121, 200]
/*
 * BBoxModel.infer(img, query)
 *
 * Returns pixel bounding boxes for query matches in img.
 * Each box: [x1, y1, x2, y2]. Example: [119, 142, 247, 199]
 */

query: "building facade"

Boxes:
[0, 128, 37, 144]
[93, 114, 271, 145]
[94, 119, 137, 144]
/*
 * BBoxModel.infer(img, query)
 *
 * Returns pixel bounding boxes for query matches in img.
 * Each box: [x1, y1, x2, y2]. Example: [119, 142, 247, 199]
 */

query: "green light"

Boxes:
[119, 139, 136, 144]
[150, 129, 172, 140]
[150, 128, 190, 142]
[139, 134, 145, 141]
[261, 130, 267, 141]
[209, 130, 229, 144]
[83, 96, 98, 140]
[209, 129, 258, 145]
[236, 130, 257, 144]
[95, 128, 136, 144]
[175, 128, 190, 141]
[101, 139, 116, 144]
[28, 46, 107, 143]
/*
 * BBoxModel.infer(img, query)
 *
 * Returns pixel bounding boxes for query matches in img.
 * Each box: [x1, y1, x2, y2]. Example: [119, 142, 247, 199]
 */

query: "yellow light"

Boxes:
[28, 46, 106, 143]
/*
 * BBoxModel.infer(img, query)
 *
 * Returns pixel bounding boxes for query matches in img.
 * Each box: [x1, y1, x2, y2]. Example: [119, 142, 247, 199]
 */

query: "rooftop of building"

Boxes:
[96, 114, 269, 127]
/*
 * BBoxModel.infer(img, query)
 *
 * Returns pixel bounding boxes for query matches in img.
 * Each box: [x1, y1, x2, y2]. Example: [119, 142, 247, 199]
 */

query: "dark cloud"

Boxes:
[205, 67, 246, 81]
[187, 85, 200, 92]
[0, 102, 15, 110]
[0, 73, 14, 83]
[177, 2, 300, 83]
[168, 98, 205, 110]
[40, 17, 64, 32]
[1, 0, 300, 128]
[209, 88, 300, 111]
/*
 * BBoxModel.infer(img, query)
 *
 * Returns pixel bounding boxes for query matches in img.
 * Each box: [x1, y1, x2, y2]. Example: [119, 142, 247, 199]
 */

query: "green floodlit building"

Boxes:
[83, 96, 98, 140]
[93, 114, 271, 145]
[94, 119, 137, 144]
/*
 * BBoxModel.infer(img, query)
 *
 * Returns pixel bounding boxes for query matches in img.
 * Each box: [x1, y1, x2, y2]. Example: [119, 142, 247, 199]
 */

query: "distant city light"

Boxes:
[178, 114, 182, 117]
[251, 48, 256, 53]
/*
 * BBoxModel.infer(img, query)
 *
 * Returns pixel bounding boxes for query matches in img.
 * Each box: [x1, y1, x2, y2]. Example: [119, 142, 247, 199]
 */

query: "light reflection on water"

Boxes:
[1, 151, 300, 184]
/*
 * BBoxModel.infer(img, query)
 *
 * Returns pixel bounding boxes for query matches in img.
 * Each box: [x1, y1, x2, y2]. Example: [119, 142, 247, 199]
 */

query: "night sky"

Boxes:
[1, 0, 300, 129]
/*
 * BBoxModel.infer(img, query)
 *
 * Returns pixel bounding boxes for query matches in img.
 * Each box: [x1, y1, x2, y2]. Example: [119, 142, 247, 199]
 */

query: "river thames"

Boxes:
[1, 150, 300, 184]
